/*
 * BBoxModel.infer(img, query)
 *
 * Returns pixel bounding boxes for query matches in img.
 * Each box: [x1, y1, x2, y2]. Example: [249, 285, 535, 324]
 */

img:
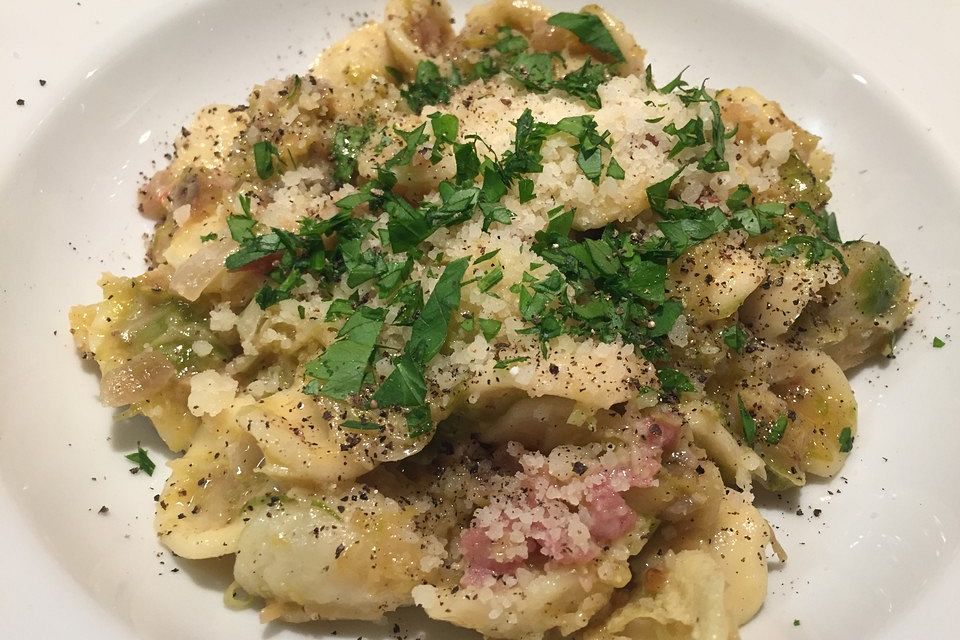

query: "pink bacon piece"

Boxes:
[459, 413, 680, 585]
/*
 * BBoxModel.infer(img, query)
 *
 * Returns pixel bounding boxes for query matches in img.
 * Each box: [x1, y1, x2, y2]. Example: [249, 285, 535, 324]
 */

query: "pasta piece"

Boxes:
[716, 87, 826, 170]
[68, 272, 232, 451]
[309, 23, 397, 116]
[704, 490, 773, 625]
[716, 345, 857, 485]
[790, 241, 911, 369]
[458, 0, 567, 51]
[739, 253, 843, 340]
[669, 233, 766, 325]
[681, 399, 765, 491]
[414, 565, 617, 639]
[456, 335, 657, 417]
[383, 0, 455, 76]
[235, 486, 444, 622]
[582, 550, 733, 640]
[579, 4, 646, 73]
[476, 396, 588, 451]
[239, 389, 431, 486]
[770, 348, 856, 478]
[458, 1, 643, 73]
[155, 405, 272, 559]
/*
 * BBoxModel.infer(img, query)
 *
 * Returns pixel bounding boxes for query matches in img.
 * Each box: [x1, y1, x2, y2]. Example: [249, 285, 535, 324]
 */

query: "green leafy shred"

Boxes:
[125, 446, 156, 476]
[400, 61, 454, 114]
[553, 59, 610, 109]
[737, 395, 757, 446]
[478, 317, 502, 341]
[765, 415, 789, 445]
[546, 12, 625, 62]
[657, 367, 694, 395]
[342, 420, 383, 431]
[304, 305, 387, 400]
[663, 117, 705, 158]
[253, 140, 282, 180]
[310, 499, 343, 521]
[332, 123, 371, 184]
[764, 235, 849, 275]
[933, 336, 946, 348]
[373, 258, 470, 436]
[477, 266, 504, 293]
[838, 426, 854, 453]
[494, 356, 530, 369]
[720, 324, 748, 353]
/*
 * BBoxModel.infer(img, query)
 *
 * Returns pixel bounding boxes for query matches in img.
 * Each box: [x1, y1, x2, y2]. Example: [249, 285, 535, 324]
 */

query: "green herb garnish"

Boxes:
[332, 123, 371, 184]
[764, 235, 849, 275]
[253, 140, 282, 180]
[720, 324, 748, 353]
[400, 60, 454, 114]
[494, 356, 530, 369]
[657, 367, 695, 395]
[765, 414, 789, 445]
[373, 258, 470, 435]
[342, 420, 383, 431]
[737, 394, 757, 446]
[546, 12, 625, 62]
[478, 317, 502, 341]
[838, 426, 854, 453]
[125, 446, 156, 476]
[304, 305, 387, 400]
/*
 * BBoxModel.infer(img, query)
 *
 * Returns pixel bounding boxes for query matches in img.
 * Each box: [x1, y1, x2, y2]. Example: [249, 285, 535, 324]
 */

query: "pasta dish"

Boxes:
[69, 0, 912, 637]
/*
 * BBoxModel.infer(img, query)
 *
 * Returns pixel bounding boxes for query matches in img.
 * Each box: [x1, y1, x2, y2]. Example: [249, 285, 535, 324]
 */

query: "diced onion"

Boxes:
[170, 238, 237, 302]
[100, 350, 176, 407]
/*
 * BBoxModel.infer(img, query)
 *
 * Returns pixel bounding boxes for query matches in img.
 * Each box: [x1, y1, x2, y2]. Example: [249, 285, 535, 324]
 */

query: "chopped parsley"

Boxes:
[764, 235, 849, 275]
[332, 123, 371, 183]
[474, 249, 501, 264]
[933, 336, 946, 348]
[546, 12, 625, 62]
[252, 140, 282, 180]
[765, 415, 790, 445]
[310, 499, 343, 520]
[553, 59, 609, 109]
[494, 356, 530, 369]
[478, 317, 502, 341]
[737, 395, 757, 446]
[373, 258, 470, 436]
[663, 117, 705, 158]
[657, 367, 695, 395]
[199, 232, 218, 243]
[342, 420, 383, 431]
[304, 306, 387, 400]
[399, 61, 454, 114]
[720, 323, 748, 353]
[125, 446, 156, 476]
[477, 266, 504, 293]
[838, 426, 854, 453]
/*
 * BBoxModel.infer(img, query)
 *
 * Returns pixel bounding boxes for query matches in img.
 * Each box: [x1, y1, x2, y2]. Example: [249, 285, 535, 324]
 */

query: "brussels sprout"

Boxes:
[790, 241, 911, 369]
[775, 152, 832, 208]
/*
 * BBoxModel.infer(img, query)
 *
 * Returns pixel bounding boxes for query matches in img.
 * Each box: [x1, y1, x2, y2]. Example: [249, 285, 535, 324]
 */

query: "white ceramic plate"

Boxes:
[2, 1, 959, 638]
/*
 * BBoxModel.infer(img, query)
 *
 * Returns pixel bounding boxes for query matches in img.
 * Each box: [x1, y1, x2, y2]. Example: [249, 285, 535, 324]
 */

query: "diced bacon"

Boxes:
[458, 413, 677, 584]
[581, 478, 638, 543]
[458, 527, 530, 585]
[647, 411, 683, 451]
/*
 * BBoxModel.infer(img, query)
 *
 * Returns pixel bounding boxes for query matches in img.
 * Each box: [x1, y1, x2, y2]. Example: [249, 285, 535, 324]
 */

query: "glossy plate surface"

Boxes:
[1, 1, 958, 638]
